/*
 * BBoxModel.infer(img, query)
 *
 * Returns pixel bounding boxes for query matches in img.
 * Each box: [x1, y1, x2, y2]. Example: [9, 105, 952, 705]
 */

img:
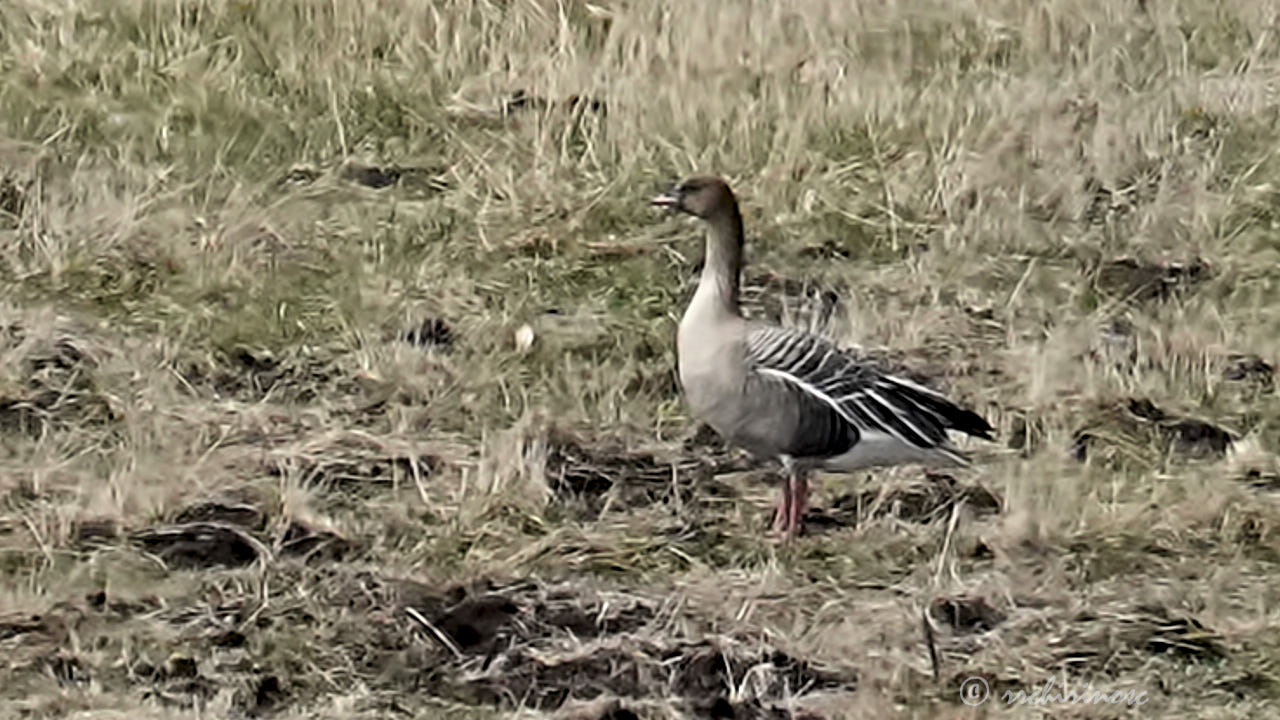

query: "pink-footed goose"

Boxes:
[652, 176, 994, 539]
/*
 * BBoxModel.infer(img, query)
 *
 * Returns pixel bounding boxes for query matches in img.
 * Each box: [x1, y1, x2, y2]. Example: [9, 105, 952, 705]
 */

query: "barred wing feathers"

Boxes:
[744, 325, 993, 463]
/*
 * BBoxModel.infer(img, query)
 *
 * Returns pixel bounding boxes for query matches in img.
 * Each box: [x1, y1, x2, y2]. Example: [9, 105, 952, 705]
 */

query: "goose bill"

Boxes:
[651, 191, 680, 208]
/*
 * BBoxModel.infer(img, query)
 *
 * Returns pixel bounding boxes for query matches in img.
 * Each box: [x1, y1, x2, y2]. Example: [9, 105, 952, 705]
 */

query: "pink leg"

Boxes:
[772, 481, 792, 535]
[785, 472, 809, 539]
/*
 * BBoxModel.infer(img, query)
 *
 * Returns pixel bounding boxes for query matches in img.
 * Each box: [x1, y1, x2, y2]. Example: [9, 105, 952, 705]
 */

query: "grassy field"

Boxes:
[2, 0, 1280, 717]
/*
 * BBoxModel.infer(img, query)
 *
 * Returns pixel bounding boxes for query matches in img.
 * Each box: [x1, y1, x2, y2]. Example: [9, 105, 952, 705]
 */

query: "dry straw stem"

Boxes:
[2, 0, 1280, 718]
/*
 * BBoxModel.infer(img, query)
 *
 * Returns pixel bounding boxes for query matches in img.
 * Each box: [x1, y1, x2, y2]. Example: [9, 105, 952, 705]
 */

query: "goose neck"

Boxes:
[698, 207, 745, 312]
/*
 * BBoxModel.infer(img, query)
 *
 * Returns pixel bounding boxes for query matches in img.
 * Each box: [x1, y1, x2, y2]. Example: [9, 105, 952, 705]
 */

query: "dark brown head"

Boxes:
[651, 176, 738, 220]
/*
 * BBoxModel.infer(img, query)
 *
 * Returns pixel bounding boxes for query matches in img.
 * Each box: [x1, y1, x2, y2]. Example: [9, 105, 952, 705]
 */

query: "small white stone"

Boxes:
[514, 323, 536, 352]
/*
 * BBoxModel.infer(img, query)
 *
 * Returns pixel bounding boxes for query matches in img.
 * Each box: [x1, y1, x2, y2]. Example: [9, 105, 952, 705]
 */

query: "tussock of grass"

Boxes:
[4, 0, 1280, 717]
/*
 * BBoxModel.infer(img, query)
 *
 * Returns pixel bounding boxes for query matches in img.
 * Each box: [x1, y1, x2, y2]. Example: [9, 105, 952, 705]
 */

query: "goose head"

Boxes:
[652, 176, 737, 220]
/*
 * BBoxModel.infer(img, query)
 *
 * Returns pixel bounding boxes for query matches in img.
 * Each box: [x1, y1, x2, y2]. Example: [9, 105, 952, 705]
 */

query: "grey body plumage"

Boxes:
[654, 175, 994, 538]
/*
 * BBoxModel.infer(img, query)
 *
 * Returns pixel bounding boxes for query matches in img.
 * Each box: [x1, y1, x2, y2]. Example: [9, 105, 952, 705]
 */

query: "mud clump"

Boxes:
[1072, 397, 1234, 465]
[433, 595, 521, 651]
[174, 493, 267, 530]
[1092, 256, 1211, 304]
[399, 316, 455, 350]
[930, 595, 1006, 634]
[0, 323, 118, 435]
[131, 522, 267, 569]
[72, 518, 121, 546]
[0, 172, 28, 227]
[340, 161, 450, 193]
[1223, 353, 1274, 389]
[1006, 411, 1046, 456]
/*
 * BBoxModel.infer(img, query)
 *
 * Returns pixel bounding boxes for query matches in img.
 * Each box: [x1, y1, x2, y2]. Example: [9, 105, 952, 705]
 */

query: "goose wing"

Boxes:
[744, 324, 993, 460]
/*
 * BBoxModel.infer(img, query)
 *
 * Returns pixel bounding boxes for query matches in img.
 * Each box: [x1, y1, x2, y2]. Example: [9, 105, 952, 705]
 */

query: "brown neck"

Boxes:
[698, 203, 745, 312]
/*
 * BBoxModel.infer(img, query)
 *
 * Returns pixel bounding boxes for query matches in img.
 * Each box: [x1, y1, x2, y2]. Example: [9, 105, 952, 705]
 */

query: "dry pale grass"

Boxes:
[2, 0, 1280, 718]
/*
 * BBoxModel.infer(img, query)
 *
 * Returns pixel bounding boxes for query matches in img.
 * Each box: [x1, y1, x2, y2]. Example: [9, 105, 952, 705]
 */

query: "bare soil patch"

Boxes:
[545, 426, 750, 520]
[1072, 397, 1236, 464]
[808, 472, 1001, 530]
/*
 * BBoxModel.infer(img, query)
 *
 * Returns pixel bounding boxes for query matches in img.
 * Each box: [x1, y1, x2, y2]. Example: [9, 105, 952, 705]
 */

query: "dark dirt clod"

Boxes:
[278, 164, 322, 186]
[1142, 611, 1226, 660]
[1166, 418, 1233, 457]
[46, 653, 90, 687]
[1223, 353, 1274, 386]
[1073, 398, 1235, 463]
[435, 595, 522, 650]
[798, 237, 853, 259]
[0, 614, 48, 643]
[930, 595, 1006, 634]
[701, 696, 793, 720]
[131, 522, 266, 569]
[1093, 256, 1212, 304]
[164, 654, 199, 679]
[231, 346, 279, 373]
[1240, 468, 1280, 492]
[72, 517, 120, 546]
[0, 173, 26, 221]
[1125, 398, 1234, 457]
[174, 496, 266, 530]
[340, 161, 451, 192]
[1007, 412, 1045, 455]
[342, 162, 402, 188]
[564, 94, 608, 116]
[970, 538, 996, 560]
[212, 630, 247, 648]
[253, 674, 286, 713]
[399, 317, 455, 349]
[1071, 432, 1093, 462]
[710, 697, 737, 719]
[808, 473, 1001, 529]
